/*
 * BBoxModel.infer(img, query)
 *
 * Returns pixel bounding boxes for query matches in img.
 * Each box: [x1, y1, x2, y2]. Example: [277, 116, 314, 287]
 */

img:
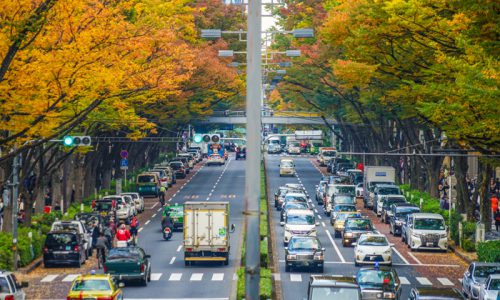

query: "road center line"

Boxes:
[169, 256, 176, 264]
[150, 202, 158, 209]
[145, 220, 150, 225]
[326, 229, 345, 263]
[177, 245, 182, 252]
[152, 213, 157, 218]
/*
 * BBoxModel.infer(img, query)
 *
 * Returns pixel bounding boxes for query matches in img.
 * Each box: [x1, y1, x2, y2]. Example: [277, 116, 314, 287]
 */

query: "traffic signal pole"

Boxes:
[245, 0, 262, 298]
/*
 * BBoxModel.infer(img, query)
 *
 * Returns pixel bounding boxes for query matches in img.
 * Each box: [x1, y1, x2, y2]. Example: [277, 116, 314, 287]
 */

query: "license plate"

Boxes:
[54, 251, 70, 254]
[426, 242, 434, 247]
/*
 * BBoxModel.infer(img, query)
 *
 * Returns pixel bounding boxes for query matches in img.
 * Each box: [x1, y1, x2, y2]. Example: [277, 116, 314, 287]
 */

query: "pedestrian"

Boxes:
[491, 195, 499, 215]
[495, 209, 500, 232]
[91, 222, 100, 254]
[95, 232, 108, 264]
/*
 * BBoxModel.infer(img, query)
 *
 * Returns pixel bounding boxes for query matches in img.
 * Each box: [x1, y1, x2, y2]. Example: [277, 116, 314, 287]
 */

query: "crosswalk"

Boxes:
[275, 273, 460, 286]
[39, 272, 236, 284]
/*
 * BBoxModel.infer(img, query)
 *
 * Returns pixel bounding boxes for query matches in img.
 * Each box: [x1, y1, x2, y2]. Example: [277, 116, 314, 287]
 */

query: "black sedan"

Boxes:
[341, 217, 376, 247]
[356, 266, 402, 300]
[285, 236, 325, 273]
[388, 203, 420, 236]
[235, 147, 246, 160]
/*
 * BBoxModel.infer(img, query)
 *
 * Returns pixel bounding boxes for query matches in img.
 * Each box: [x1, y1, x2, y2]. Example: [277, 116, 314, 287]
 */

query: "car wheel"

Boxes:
[141, 274, 148, 286]
[76, 256, 82, 268]
[401, 233, 406, 243]
[147, 269, 151, 282]
[354, 261, 359, 267]
[317, 266, 324, 273]
[285, 264, 290, 272]
[389, 225, 393, 234]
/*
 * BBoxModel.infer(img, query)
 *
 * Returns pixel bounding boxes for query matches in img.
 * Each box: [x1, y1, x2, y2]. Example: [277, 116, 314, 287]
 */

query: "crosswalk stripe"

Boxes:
[416, 277, 433, 285]
[150, 273, 162, 281]
[62, 274, 80, 282]
[190, 273, 203, 281]
[290, 274, 302, 282]
[437, 278, 454, 286]
[212, 273, 224, 281]
[399, 277, 410, 285]
[169, 273, 182, 281]
[41, 275, 58, 282]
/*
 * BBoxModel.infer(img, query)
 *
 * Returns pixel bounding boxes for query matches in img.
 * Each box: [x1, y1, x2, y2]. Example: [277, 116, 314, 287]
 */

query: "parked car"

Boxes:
[479, 274, 500, 300]
[388, 203, 420, 236]
[285, 236, 325, 272]
[121, 192, 145, 213]
[51, 220, 91, 257]
[315, 181, 328, 204]
[0, 270, 28, 300]
[169, 161, 186, 179]
[149, 169, 170, 188]
[380, 195, 407, 223]
[356, 266, 402, 300]
[66, 274, 123, 300]
[121, 194, 137, 216]
[74, 212, 104, 234]
[307, 275, 361, 300]
[136, 172, 161, 197]
[353, 233, 393, 266]
[102, 195, 132, 224]
[274, 186, 289, 208]
[43, 231, 87, 267]
[462, 262, 500, 300]
[154, 164, 176, 186]
[409, 287, 466, 300]
[341, 217, 376, 247]
[402, 213, 448, 251]
[355, 183, 364, 198]
[281, 209, 318, 246]
[178, 153, 195, 169]
[171, 157, 191, 173]
[104, 246, 152, 286]
[281, 192, 309, 210]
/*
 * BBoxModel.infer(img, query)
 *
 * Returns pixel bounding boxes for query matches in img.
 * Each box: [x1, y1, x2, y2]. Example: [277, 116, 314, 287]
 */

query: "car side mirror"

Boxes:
[280, 221, 285, 226]
[321, 248, 326, 252]
[145, 255, 151, 259]
[230, 224, 236, 233]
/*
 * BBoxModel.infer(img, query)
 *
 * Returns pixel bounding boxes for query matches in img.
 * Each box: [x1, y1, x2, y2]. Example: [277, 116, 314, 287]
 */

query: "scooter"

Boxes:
[162, 226, 172, 240]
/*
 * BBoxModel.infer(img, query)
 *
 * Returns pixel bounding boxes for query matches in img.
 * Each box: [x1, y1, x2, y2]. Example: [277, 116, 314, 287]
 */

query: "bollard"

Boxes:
[420, 198, 423, 209]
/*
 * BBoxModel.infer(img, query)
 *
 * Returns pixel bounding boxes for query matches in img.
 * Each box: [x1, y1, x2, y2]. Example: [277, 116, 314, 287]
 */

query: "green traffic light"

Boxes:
[63, 136, 74, 146]
[193, 134, 203, 143]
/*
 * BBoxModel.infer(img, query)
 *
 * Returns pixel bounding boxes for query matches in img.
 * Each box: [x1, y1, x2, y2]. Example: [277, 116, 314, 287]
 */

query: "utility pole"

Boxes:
[11, 153, 20, 271]
[245, 0, 262, 298]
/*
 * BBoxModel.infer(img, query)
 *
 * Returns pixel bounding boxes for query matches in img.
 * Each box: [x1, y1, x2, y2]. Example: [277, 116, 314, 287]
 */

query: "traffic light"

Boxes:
[202, 134, 220, 143]
[62, 136, 91, 147]
[193, 134, 203, 143]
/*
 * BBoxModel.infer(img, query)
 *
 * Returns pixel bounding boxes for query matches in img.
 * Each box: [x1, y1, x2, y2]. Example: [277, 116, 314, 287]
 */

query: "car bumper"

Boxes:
[409, 236, 448, 250]
[44, 254, 81, 265]
[342, 236, 359, 246]
[355, 253, 392, 265]
[112, 272, 146, 282]
[286, 259, 323, 269]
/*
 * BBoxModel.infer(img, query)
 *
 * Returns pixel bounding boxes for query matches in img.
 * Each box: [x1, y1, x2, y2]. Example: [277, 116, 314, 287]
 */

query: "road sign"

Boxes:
[120, 159, 128, 170]
[120, 150, 128, 159]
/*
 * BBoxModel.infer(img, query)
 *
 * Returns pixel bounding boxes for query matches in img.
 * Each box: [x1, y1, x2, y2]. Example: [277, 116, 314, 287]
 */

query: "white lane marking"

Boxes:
[314, 209, 318, 213]
[177, 245, 182, 252]
[408, 252, 423, 265]
[290, 274, 302, 282]
[209, 193, 212, 197]
[438, 278, 454, 286]
[391, 247, 410, 265]
[321, 222, 326, 227]
[311, 204, 315, 208]
[169, 273, 182, 281]
[273, 273, 281, 281]
[416, 277, 432, 285]
[150, 273, 162, 281]
[151, 202, 158, 209]
[458, 279, 463, 283]
[145, 220, 150, 225]
[212, 273, 224, 281]
[190, 273, 203, 281]
[399, 277, 410, 285]
[41, 275, 58, 282]
[157, 208, 162, 212]
[326, 229, 346, 263]
[138, 228, 143, 233]
[152, 213, 157, 218]
[169, 257, 176, 264]
[317, 215, 322, 219]
[62, 274, 80, 282]
[173, 193, 177, 197]
[206, 197, 210, 200]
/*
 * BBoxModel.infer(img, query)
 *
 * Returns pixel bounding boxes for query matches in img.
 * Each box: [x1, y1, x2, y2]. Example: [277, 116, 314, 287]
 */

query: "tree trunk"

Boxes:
[455, 155, 470, 214]
[479, 162, 492, 231]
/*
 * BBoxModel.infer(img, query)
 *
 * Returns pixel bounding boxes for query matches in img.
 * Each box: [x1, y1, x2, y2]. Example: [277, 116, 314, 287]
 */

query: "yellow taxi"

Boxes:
[332, 211, 361, 238]
[67, 273, 123, 300]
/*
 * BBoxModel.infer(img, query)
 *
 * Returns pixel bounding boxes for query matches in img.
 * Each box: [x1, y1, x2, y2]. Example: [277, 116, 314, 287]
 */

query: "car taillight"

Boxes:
[217, 248, 226, 252]
[43, 246, 49, 254]
[103, 265, 108, 273]
[161, 178, 167, 182]
[140, 263, 145, 272]
[74, 245, 80, 252]
[185, 248, 193, 252]
[5, 295, 14, 300]
[97, 297, 114, 300]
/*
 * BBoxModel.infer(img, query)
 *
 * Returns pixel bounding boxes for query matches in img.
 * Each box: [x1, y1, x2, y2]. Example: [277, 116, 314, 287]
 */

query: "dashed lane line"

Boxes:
[177, 245, 182, 252]
[138, 228, 143, 233]
[212, 273, 224, 281]
[169, 273, 182, 281]
[290, 274, 302, 282]
[190, 273, 203, 281]
[41, 275, 58, 282]
[399, 277, 410, 285]
[150, 273, 162, 281]
[325, 229, 346, 263]
[152, 213, 157, 218]
[145, 220, 150, 225]
[438, 278, 455, 286]
[62, 274, 80, 282]
[169, 257, 176, 264]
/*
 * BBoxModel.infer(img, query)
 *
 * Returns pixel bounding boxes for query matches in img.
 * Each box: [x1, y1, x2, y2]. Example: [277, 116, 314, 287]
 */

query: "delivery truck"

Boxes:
[183, 202, 234, 266]
[362, 166, 396, 209]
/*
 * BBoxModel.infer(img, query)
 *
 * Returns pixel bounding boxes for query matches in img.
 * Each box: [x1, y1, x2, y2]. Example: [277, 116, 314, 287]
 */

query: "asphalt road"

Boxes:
[265, 154, 466, 300]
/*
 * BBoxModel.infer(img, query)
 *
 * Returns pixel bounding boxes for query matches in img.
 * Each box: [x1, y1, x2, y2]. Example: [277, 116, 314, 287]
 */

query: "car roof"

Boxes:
[412, 287, 464, 298]
[358, 266, 394, 272]
[309, 275, 358, 287]
[286, 192, 307, 197]
[287, 209, 314, 215]
[74, 274, 112, 281]
[487, 274, 500, 279]
[412, 213, 444, 219]
[0, 270, 13, 276]
[393, 202, 417, 207]
[47, 230, 79, 235]
[376, 184, 399, 188]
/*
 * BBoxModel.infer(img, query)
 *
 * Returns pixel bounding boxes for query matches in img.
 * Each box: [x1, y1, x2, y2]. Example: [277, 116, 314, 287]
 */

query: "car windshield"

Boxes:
[384, 199, 406, 207]
[334, 205, 356, 212]
[285, 195, 307, 203]
[285, 202, 308, 210]
[289, 238, 320, 250]
[395, 208, 419, 217]
[357, 269, 395, 287]
[474, 266, 500, 278]
[108, 248, 141, 260]
[122, 193, 138, 199]
[71, 279, 111, 291]
[414, 218, 445, 230]
[46, 233, 77, 246]
[138, 175, 155, 183]
[334, 186, 355, 196]
[335, 196, 354, 204]
[170, 162, 182, 169]
[359, 236, 388, 246]
[52, 223, 79, 232]
[311, 287, 360, 300]
[323, 151, 336, 157]
[337, 213, 361, 221]
[488, 278, 500, 290]
[287, 214, 315, 225]
[290, 143, 300, 147]
[95, 201, 112, 211]
[281, 161, 294, 168]
[346, 219, 373, 230]
[378, 187, 400, 195]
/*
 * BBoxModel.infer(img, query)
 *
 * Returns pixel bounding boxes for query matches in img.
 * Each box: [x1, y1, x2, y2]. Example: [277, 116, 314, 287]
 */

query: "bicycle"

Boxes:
[96, 247, 106, 269]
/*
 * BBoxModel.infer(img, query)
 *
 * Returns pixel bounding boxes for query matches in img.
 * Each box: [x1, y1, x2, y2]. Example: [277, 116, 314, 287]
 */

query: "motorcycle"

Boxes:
[162, 226, 172, 240]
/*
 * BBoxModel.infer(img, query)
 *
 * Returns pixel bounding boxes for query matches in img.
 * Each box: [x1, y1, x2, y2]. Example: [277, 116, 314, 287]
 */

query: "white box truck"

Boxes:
[363, 166, 396, 209]
[183, 202, 233, 266]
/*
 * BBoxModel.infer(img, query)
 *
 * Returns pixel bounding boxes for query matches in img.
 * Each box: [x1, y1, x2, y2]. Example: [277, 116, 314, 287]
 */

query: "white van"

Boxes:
[281, 209, 318, 246]
[280, 158, 295, 177]
[403, 213, 448, 251]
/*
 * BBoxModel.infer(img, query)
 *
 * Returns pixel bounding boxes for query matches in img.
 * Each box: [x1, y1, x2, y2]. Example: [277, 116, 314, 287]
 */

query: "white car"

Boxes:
[121, 192, 145, 213]
[353, 233, 393, 266]
[355, 183, 364, 198]
[207, 154, 224, 165]
[51, 220, 91, 257]
[479, 274, 500, 300]
[287, 143, 301, 154]
[0, 271, 27, 300]
[402, 213, 448, 251]
[281, 192, 309, 210]
[103, 195, 132, 223]
[281, 209, 318, 246]
[121, 194, 137, 216]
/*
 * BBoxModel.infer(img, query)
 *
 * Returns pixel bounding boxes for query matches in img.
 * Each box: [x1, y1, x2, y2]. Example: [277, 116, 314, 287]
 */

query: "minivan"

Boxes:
[279, 158, 295, 177]
[136, 172, 161, 197]
[43, 231, 86, 267]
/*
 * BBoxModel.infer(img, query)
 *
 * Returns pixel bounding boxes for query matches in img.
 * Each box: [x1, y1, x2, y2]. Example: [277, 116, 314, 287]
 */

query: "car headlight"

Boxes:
[384, 248, 392, 254]
[395, 220, 403, 226]
[286, 254, 297, 260]
[313, 253, 324, 260]
[345, 232, 353, 238]
[440, 233, 447, 238]
[412, 232, 421, 238]
[382, 292, 396, 299]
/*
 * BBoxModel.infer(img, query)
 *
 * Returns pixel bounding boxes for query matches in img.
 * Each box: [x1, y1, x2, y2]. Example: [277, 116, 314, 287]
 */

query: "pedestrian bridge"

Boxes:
[200, 111, 337, 125]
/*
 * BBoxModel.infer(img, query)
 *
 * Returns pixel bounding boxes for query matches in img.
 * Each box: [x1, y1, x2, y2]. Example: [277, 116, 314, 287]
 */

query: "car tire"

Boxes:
[389, 225, 393, 234]
[354, 261, 359, 267]
[317, 266, 324, 273]
[76, 256, 82, 268]
[285, 264, 290, 272]
[401, 233, 406, 243]
[44, 261, 51, 268]
[141, 274, 148, 286]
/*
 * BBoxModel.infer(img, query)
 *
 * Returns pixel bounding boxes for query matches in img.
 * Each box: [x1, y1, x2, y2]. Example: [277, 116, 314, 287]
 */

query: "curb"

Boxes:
[18, 256, 43, 274]
[448, 244, 474, 264]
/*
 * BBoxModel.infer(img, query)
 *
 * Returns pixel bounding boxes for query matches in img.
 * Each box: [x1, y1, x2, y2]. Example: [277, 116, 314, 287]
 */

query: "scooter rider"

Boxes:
[161, 206, 174, 231]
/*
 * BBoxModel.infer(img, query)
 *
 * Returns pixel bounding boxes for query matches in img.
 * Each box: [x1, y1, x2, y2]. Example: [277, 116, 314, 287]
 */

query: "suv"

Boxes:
[373, 185, 402, 216]
[0, 271, 28, 300]
[51, 220, 91, 257]
[380, 195, 407, 223]
[103, 195, 132, 223]
[282, 209, 318, 246]
[307, 275, 360, 300]
[388, 203, 420, 236]
[402, 213, 448, 251]
[43, 231, 87, 267]
[285, 236, 325, 272]
[121, 192, 145, 213]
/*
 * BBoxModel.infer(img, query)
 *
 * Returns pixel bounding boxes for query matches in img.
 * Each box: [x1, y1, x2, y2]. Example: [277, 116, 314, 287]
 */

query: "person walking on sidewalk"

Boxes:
[494, 209, 500, 232]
